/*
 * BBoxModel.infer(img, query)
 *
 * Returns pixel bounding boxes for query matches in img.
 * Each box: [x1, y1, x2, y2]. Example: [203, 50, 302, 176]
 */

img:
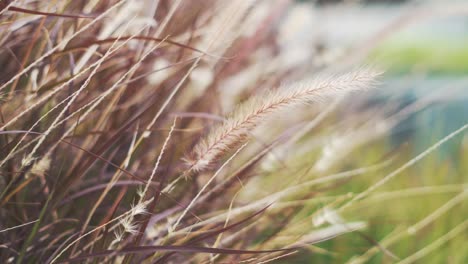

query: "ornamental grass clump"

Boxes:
[0, 1, 467, 263]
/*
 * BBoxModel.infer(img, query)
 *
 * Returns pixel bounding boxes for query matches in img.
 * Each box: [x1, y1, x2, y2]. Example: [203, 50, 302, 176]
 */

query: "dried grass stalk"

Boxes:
[186, 68, 381, 172]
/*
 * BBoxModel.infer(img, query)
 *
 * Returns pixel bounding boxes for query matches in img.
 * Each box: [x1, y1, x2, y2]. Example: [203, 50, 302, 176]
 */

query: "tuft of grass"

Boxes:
[0, 1, 466, 264]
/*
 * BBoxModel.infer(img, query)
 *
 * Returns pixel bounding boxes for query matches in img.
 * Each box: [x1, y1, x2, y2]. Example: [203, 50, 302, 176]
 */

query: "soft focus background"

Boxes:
[275, 0, 468, 262]
[0, 0, 466, 263]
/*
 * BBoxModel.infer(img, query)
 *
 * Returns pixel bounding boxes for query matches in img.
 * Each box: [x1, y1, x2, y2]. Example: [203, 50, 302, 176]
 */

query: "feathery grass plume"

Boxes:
[186, 68, 381, 172]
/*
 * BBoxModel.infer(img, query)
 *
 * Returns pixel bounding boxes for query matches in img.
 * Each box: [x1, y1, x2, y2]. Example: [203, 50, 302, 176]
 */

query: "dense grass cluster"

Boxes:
[0, 0, 466, 263]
